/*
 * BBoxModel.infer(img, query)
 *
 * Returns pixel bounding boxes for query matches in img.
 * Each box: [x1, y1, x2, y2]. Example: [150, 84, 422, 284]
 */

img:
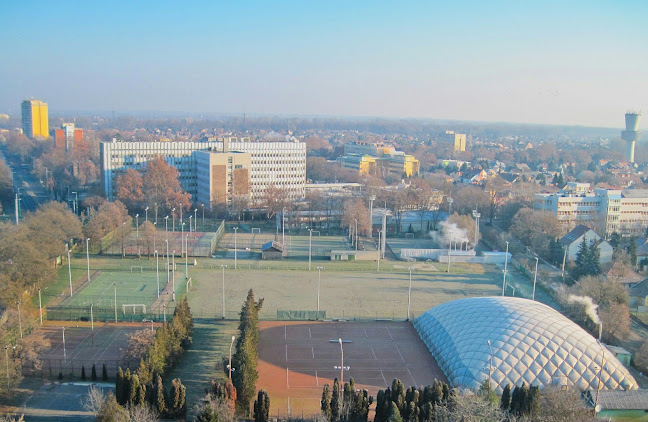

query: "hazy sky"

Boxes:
[2, 1, 647, 127]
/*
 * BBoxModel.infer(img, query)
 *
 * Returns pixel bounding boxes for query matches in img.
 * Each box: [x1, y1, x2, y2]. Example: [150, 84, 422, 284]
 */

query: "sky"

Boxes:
[1, 1, 647, 128]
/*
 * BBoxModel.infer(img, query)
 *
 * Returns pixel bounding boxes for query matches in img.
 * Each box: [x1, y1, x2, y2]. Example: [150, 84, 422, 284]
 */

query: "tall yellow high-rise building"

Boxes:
[21, 100, 49, 139]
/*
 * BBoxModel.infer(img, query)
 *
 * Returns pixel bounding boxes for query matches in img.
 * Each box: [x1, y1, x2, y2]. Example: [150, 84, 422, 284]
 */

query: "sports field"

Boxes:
[218, 232, 354, 259]
[33, 321, 151, 379]
[102, 230, 216, 257]
[257, 321, 446, 418]
[185, 264, 502, 321]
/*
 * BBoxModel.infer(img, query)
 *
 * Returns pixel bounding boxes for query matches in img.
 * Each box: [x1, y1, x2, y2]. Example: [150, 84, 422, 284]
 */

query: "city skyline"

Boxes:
[2, 1, 647, 128]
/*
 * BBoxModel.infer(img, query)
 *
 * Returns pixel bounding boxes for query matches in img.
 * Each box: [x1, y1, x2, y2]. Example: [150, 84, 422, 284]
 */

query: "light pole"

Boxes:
[316, 266, 323, 317]
[354, 218, 358, 251]
[155, 250, 160, 298]
[185, 234, 189, 280]
[5, 345, 16, 390]
[163, 304, 166, 324]
[86, 238, 90, 284]
[165, 215, 169, 234]
[172, 208, 176, 233]
[533, 257, 539, 301]
[91, 304, 94, 347]
[377, 230, 381, 271]
[62, 327, 66, 363]
[181, 222, 185, 256]
[114, 283, 117, 322]
[234, 227, 238, 269]
[472, 210, 481, 249]
[447, 196, 453, 215]
[368, 194, 376, 238]
[407, 268, 413, 321]
[502, 241, 509, 296]
[145, 206, 149, 223]
[487, 340, 494, 401]
[282, 207, 285, 246]
[221, 265, 228, 319]
[38, 288, 42, 324]
[17, 302, 22, 338]
[194, 209, 198, 232]
[67, 249, 73, 298]
[189, 215, 193, 233]
[136, 214, 139, 243]
[165, 239, 170, 285]
[72, 191, 78, 215]
[308, 229, 313, 271]
[172, 251, 176, 301]
[228, 335, 236, 379]
[201, 204, 205, 230]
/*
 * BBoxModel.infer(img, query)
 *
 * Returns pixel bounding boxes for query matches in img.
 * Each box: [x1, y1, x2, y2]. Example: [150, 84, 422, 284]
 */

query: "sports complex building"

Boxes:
[100, 136, 306, 206]
[414, 297, 637, 393]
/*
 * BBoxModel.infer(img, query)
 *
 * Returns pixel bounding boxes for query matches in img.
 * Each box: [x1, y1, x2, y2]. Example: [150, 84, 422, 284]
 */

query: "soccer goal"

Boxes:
[122, 304, 147, 314]
[251, 227, 261, 234]
[130, 266, 143, 273]
[405, 233, 415, 239]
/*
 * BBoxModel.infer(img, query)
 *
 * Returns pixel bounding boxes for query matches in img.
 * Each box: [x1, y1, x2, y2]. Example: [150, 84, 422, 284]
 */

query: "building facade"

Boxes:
[21, 99, 49, 139]
[337, 142, 419, 177]
[54, 123, 83, 151]
[195, 150, 251, 207]
[100, 138, 306, 204]
[443, 131, 467, 152]
[534, 182, 648, 235]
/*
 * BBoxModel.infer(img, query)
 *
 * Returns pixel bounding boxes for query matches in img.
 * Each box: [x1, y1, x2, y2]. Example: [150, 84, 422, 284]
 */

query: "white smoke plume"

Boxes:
[431, 221, 470, 248]
[567, 294, 601, 325]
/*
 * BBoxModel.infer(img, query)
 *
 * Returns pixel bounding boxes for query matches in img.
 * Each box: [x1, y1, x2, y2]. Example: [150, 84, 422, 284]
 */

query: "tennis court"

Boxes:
[257, 321, 446, 418]
[101, 230, 217, 257]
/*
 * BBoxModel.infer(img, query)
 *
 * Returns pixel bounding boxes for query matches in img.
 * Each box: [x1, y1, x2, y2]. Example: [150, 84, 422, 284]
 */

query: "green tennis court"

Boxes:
[62, 268, 175, 309]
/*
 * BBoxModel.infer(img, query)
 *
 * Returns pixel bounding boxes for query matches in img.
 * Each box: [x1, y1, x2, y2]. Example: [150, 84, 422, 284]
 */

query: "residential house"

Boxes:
[559, 225, 613, 265]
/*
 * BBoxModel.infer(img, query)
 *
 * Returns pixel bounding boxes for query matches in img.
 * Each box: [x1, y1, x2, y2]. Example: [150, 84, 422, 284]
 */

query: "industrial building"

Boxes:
[100, 137, 306, 205]
[21, 99, 49, 139]
[414, 297, 637, 393]
[534, 182, 648, 235]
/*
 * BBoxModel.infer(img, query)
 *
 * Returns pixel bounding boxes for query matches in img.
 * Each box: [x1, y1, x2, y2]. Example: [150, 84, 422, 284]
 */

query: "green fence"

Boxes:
[44, 305, 168, 323]
[277, 310, 326, 320]
[87, 217, 134, 254]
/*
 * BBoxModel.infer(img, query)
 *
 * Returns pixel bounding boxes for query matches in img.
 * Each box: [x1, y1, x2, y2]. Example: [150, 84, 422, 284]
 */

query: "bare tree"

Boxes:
[83, 385, 106, 416]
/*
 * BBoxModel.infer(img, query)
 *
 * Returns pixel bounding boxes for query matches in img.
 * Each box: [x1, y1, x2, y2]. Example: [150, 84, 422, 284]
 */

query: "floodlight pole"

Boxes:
[163, 304, 166, 324]
[189, 216, 193, 233]
[234, 227, 238, 269]
[86, 238, 90, 284]
[185, 235, 189, 280]
[155, 250, 160, 298]
[339, 338, 344, 384]
[377, 230, 381, 272]
[229, 335, 235, 379]
[165, 239, 170, 285]
[407, 268, 413, 321]
[17, 302, 22, 338]
[194, 209, 198, 232]
[502, 241, 509, 296]
[145, 206, 149, 223]
[354, 218, 358, 251]
[368, 194, 375, 239]
[201, 204, 204, 230]
[316, 267, 323, 316]
[309, 229, 313, 271]
[38, 288, 42, 325]
[114, 284, 117, 322]
[533, 257, 539, 301]
[172, 208, 176, 233]
[181, 223, 185, 256]
[282, 207, 285, 246]
[136, 214, 139, 242]
[67, 249, 73, 298]
[172, 251, 176, 301]
[221, 265, 228, 319]
[91, 304, 94, 347]
[62, 327, 66, 363]
[165, 216, 169, 233]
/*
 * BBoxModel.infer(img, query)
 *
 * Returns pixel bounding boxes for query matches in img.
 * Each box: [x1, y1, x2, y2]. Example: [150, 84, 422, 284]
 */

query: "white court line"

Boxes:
[285, 325, 287, 340]
[285, 344, 288, 362]
[316, 370, 319, 386]
[133, 283, 142, 292]
[286, 368, 290, 389]
[312, 347, 315, 359]
[287, 397, 291, 417]
[395, 344, 405, 362]
[371, 346, 377, 360]
[386, 326, 394, 340]
[309, 327, 312, 338]
[407, 368, 417, 386]
[380, 370, 388, 387]
[364, 328, 368, 338]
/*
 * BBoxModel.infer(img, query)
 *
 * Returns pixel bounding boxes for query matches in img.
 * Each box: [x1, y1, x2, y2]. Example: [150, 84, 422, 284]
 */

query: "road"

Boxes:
[0, 146, 52, 215]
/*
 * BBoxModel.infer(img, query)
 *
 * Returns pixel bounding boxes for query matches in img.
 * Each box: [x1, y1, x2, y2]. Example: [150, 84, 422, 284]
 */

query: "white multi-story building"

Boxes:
[534, 182, 648, 235]
[100, 137, 306, 204]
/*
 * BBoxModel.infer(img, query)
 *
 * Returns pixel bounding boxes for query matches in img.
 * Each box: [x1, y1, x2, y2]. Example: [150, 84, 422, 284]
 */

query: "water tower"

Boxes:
[622, 112, 642, 163]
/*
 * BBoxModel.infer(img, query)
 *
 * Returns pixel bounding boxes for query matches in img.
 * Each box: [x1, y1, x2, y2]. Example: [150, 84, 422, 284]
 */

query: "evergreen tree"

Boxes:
[589, 242, 601, 275]
[525, 385, 540, 416]
[169, 378, 186, 418]
[154, 374, 166, 415]
[574, 237, 590, 279]
[627, 236, 638, 267]
[232, 289, 264, 415]
[115, 367, 124, 405]
[375, 389, 387, 422]
[81, 365, 86, 381]
[386, 402, 402, 422]
[91, 364, 97, 381]
[390, 379, 406, 415]
[500, 384, 511, 411]
[102, 363, 108, 381]
[129, 374, 141, 405]
[321, 383, 332, 422]
[122, 369, 132, 406]
[253, 390, 270, 422]
[331, 378, 341, 422]
[610, 232, 622, 250]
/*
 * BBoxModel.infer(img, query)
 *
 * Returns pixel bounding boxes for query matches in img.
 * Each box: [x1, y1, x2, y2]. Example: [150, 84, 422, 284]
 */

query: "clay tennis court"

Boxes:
[257, 321, 446, 418]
